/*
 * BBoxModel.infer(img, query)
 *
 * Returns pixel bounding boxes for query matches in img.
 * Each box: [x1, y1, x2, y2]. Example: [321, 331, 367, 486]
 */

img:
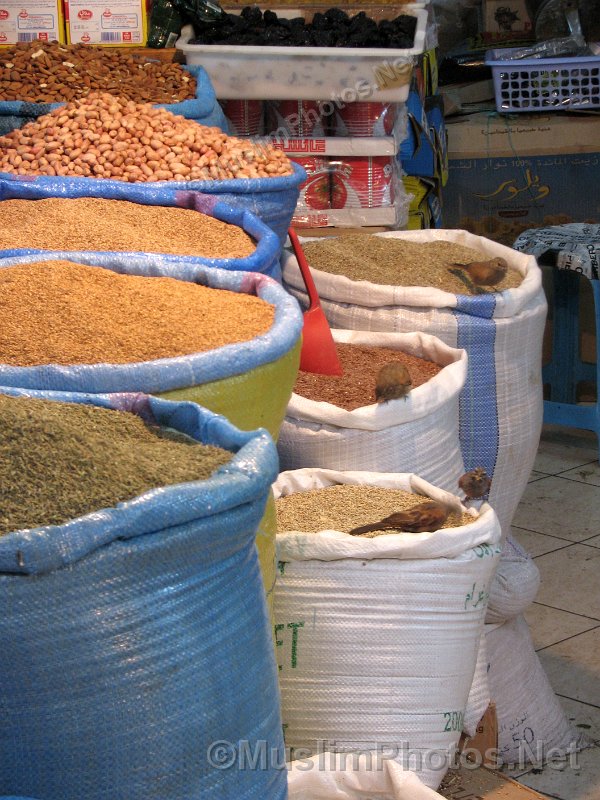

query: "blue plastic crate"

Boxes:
[486, 48, 600, 112]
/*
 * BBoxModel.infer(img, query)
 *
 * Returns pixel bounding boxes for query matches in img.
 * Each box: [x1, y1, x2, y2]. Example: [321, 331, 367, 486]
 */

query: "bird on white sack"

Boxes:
[458, 467, 492, 502]
[375, 362, 412, 403]
[452, 257, 508, 287]
[349, 501, 449, 536]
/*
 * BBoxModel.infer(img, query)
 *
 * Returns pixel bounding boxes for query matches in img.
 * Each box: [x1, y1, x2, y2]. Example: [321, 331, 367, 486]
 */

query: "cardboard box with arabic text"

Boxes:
[444, 112, 600, 246]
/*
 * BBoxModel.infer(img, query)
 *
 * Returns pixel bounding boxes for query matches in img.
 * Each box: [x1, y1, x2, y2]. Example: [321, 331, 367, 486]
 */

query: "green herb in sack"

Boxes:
[0, 394, 232, 536]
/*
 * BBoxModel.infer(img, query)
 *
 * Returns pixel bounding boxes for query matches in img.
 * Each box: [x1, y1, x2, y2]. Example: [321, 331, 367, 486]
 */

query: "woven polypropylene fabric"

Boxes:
[0, 255, 303, 395]
[282, 230, 547, 542]
[0, 387, 286, 800]
[277, 330, 467, 493]
[0, 161, 306, 248]
[273, 470, 501, 791]
[0, 189, 283, 279]
[0, 65, 228, 133]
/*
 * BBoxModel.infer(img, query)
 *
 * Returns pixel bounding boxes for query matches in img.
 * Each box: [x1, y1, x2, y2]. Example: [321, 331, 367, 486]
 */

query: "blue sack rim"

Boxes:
[0, 189, 282, 273]
[0, 255, 303, 393]
[0, 387, 278, 575]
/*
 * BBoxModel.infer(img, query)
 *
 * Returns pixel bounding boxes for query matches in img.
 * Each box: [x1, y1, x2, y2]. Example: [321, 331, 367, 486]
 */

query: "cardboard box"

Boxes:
[483, 0, 532, 35]
[65, 0, 147, 45]
[440, 766, 549, 799]
[444, 112, 600, 246]
[0, 0, 65, 44]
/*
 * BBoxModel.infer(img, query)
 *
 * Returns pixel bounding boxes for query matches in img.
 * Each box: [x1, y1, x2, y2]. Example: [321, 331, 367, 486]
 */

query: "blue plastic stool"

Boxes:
[542, 267, 600, 455]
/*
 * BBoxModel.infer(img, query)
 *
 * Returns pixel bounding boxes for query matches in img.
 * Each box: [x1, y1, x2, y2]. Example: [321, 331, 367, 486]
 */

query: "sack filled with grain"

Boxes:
[282, 230, 546, 543]
[0, 253, 303, 611]
[278, 329, 467, 493]
[0, 388, 285, 800]
[273, 468, 501, 790]
[0, 92, 305, 246]
[0, 192, 283, 279]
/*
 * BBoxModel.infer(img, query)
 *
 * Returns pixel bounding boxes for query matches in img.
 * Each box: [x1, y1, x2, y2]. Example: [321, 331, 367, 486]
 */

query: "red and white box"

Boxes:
[330, 156, 395, 209]
[291, 156, 331, 211]
[0, 0, 65, 45]
[65, 0, 147, 45]
[334, 102, 398, 137]
[267, 100, 328, 137]
[223, 100, 264, 137]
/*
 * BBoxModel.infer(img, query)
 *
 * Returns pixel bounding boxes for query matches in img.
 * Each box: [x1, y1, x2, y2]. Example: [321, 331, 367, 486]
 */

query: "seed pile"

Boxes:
[0, 198, 256, 259]
[0, 260, 274, 366]
[276, 485, 473, 534]
[294, 342, 441, 410]
[0, 394, 232, 536]
[0, 93, 293, 182]
[0, 41, 196, 104]
[302, 236, 523, 294]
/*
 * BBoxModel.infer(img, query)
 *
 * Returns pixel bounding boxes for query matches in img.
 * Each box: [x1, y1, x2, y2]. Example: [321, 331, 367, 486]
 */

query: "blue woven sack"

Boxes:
[0, 161, 306, 248]
[0, 65, 228, 135]
[0, 189, 283, 279]
[0, 254, 302, 396]
[0, 387, 286, 800]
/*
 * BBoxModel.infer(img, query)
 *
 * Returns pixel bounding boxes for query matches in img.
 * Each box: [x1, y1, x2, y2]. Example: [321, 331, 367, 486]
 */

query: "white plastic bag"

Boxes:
[282, 230, 547, 541]
[288, 753, 445, 799]
[278, 330, 467, 494]
[274, 469, 501, 789]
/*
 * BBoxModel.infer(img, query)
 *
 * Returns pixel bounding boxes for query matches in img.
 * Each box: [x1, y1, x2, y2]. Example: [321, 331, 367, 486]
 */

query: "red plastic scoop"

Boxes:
[288, 228, 343, 376]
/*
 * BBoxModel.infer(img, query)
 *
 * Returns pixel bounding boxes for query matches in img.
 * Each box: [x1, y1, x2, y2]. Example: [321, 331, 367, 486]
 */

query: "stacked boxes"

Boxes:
[398, 48, 448, 230]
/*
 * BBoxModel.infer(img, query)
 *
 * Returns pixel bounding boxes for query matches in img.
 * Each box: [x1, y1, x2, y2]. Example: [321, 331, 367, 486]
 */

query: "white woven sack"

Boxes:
[278, 330, 467, 493]
[485, 533, 540, 624]
[273, 469, 502, 790]
[282, 230, 547, 541]
[462, 633, 491, 738]
[288, 753, 445, 800]
[482, 616, 589, 766]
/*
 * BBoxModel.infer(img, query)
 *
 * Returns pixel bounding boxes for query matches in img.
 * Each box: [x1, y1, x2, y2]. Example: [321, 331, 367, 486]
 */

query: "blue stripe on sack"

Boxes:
[454, 293, 499, 478]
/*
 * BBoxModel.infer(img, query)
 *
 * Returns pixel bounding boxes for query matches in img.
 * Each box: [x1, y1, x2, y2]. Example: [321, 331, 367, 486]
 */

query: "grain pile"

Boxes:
[294, 342, 441, 410]
[302, 235, 523, 294]
[0, 92, 293, 182]
[0, 198, 256, 258]
[0, 394, 232, 536]
[276, 484, 473, 533]
[0, 41, 196, 103]
[0, 260, 275, 366]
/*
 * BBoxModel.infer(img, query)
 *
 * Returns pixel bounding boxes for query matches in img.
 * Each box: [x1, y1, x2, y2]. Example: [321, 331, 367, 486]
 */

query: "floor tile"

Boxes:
[558, 697, 600, 744]
[517, 743, 600, 800]
[582, 535, 600, 548]
[559, 462, 600, 488]
[511, 526, 573, 558]
[512, 478, 600, 541]
[524, 603, 600, 651]
[537, 627, 600, 707]
[534, 545, 600, 620]
[535, 425, 599, 474]
[529, 470, 551, 483]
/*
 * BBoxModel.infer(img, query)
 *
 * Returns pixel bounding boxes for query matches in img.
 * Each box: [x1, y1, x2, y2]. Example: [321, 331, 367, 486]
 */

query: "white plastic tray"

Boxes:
[176, 8, 427, 101]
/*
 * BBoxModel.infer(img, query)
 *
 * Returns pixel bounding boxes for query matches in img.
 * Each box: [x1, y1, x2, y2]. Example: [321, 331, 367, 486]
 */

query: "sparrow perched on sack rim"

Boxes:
[349, 501, 449, 536]
[375, 362, 412, 403]
[458, 467, 492, 501]
[453, 257, 508, 287]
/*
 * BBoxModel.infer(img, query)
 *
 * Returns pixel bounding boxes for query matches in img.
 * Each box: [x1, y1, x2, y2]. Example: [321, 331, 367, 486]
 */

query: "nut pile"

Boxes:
[0, 198, 256, 259]
[0, 41, 196, 104]
[0, 93, 294, 182]
[294, 342, 442, 410]
[302, 235, 523, 294]
[275, 485, 473, 534]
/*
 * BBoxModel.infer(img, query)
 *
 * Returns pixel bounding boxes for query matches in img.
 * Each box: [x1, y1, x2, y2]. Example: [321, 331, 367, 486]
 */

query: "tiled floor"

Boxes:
[508, 424, 600, 800]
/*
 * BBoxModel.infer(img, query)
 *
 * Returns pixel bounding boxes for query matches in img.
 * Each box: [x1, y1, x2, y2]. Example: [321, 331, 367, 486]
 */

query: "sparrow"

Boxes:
[375, 362, 412, 403]
[453, 257, 508, 287]
[458, 467, 492, 501]
[349, 501, 449, 536]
